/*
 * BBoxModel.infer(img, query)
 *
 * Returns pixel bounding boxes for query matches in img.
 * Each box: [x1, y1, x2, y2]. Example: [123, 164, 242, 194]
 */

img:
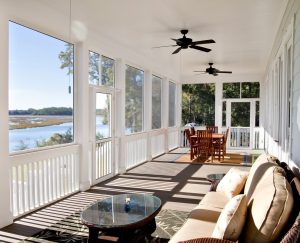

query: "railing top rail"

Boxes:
[96, 137, 112, 143]
[10, 144, 80, 166]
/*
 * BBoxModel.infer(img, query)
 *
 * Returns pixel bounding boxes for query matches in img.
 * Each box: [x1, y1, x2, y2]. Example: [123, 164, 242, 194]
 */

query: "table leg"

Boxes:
[88, 227, 99, 243]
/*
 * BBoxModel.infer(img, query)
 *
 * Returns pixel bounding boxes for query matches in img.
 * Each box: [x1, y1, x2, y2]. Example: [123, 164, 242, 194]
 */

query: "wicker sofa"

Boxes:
[169, 154, 300, 243]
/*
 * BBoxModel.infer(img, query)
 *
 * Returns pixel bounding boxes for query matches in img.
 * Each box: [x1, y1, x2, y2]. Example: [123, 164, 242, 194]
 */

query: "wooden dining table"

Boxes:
[190, 133, 224, 141]
[190, 133, 224, 161]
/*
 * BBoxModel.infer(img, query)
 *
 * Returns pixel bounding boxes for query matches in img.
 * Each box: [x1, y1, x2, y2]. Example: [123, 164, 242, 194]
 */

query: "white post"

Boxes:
[0, 14, 13, 227]
[144, 70, 152, 161]
[177, 83, 182, 146]
[75, 42, 91, 191]
[162, 78, 169, 152]
[215, 81, 223, 132]
[115, 59, 126, 173]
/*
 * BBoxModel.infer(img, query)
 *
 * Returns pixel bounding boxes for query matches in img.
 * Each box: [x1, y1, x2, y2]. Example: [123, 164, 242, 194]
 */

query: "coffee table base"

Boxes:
[87, 218, 157, 243]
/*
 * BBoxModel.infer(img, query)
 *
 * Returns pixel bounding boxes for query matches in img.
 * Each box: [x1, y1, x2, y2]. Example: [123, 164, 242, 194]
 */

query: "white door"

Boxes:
[90, 87, 115, 184]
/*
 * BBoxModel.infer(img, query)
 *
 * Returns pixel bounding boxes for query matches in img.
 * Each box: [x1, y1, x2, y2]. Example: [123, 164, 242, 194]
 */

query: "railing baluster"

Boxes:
[15, 166, 19, 216]
[25, 163, 30, 212]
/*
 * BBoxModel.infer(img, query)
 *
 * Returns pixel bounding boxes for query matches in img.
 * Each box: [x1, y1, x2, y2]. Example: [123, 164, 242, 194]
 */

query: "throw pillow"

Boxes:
[216, 168, 249, 199]
[212, 194, 247, 241]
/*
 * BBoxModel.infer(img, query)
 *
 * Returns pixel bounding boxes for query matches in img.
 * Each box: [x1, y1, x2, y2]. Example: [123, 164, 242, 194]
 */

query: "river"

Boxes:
[9, 116, 109, 153]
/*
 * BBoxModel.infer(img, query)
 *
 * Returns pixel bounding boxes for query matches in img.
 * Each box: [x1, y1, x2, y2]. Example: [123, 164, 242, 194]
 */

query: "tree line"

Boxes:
[9, 107, 73, 116]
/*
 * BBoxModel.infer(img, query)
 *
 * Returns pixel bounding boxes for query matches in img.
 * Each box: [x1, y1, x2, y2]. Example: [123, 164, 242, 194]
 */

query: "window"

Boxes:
[125, 65, 144, 134]
[223, 82, 260, 99]
[169, 82, 176, 127]
[241, 82, 260, 98]
[152, 75, 162, 129]
[182, 83, 215, 126]
[101, 56, 114, 87]
[222, 101, 226, 127]
[223, 83, 240, 98]
[255, 101, 260, 127]
[9, 22, 74, 153]
[89, 51, 114, 86]
[89, 51, 100, 85]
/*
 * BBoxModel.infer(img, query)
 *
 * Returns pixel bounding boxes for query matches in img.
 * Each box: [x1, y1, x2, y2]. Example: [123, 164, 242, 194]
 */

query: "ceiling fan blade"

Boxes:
[152, 44, 178, 48]
[172, 47, 182, 54]
[217, 71, 232, 74]
[191, 39, 215, 45]
[189, 45, 211, 52]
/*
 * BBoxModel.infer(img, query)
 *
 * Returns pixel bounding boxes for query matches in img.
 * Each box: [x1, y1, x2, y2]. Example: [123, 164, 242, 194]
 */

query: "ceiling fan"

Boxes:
[194, 63, 232, 76]
[153, 29, 215, 54]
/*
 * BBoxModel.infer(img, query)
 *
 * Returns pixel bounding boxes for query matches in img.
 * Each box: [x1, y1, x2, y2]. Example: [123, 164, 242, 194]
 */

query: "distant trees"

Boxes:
[58, 43, 73, 76]
[36, 128, 73, 147]
[9, 107, 73, 116]
[182, 84, 215, 126]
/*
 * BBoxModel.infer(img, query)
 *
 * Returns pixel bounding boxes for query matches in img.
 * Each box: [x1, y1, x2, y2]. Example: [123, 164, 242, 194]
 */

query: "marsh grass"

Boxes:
[9, 115, 72, 130]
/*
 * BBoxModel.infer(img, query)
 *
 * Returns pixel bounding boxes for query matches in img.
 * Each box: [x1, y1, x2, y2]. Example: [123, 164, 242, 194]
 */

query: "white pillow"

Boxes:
[212, 194, 247, 241]
[216, 167, 249, 199]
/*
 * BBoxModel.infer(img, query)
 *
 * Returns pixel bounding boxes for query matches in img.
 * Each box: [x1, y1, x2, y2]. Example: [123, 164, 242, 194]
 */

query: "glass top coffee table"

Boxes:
[81, 193, 162, 243]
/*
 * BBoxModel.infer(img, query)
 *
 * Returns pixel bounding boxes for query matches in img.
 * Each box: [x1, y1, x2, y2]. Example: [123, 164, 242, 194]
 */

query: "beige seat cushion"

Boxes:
[244, 153, 278, 195]
[212, 194, 247, 241]
[199, 191, 229, 210]
[241, 166, 294, 243]
[216, 168, 249, 199]
[169, 204, 222, 243]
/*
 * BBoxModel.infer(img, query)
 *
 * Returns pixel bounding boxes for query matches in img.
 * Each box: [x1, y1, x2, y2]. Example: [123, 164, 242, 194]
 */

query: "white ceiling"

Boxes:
[42, 0, 289, 82]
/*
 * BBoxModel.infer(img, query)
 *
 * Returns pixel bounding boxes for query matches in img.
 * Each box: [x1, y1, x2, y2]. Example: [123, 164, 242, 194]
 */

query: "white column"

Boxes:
[0, 14, 13, 227]
[177, 83, 182, 146]
[144, 71, 152, 160]
[75, 42, 91, 191]
[162, 78, 169, 152]
[115, 59, 126, 173]
[215, 81, 223, 131]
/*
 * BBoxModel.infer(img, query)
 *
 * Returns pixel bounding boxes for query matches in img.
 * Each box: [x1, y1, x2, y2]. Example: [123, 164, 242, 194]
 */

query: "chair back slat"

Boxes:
[206, 126, 218, 133]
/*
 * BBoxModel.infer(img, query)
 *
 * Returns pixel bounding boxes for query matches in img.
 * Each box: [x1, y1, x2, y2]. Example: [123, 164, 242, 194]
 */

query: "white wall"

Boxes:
[291, 2, 300, 169]
[262, 0, 300, 172]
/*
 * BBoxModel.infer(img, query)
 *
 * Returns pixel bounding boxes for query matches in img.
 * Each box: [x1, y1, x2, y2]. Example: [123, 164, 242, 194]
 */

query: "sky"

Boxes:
[9, 21, 73, 110]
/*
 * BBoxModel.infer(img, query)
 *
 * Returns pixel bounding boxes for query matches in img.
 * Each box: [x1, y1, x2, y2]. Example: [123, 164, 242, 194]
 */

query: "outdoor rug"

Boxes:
[23, 209, 189, 243]
[175, 152, 254, 166]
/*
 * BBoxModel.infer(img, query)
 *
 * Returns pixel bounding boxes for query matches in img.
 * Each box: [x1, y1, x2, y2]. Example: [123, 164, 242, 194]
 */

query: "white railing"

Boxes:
[125, 132, 147, 169]
[229, 127, 250, 148]
[10, 144, 80, 218]
[168, 127, 179, 150]
[150, 129, 165, 157]
[180, 126, 264, 150]
[95, 139, 112, 179]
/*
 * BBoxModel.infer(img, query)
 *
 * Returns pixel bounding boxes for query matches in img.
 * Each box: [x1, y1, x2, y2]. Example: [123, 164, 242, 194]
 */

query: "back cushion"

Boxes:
[240, 166, 294, 243]
[244, 153, 278, 195]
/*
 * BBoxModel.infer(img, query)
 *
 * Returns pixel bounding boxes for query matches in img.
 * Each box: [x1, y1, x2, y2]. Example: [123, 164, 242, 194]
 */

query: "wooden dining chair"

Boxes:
[190, 126, 196, 135]
[197, 130, 212, 159]
[186, 129, 198, 160]
[212, 127, 229, 161]
[206, 125, 218, 133]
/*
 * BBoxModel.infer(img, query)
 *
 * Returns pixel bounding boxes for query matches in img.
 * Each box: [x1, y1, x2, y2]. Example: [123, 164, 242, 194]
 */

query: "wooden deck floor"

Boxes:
[0, 148, 250, 242]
